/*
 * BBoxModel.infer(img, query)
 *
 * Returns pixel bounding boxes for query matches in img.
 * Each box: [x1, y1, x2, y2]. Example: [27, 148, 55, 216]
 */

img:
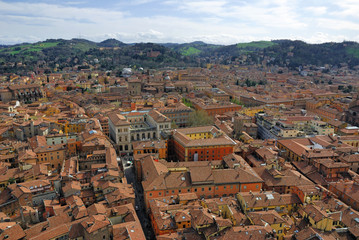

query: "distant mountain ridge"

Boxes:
[97, 38, 127, 47]
[1, 38, 359, 74]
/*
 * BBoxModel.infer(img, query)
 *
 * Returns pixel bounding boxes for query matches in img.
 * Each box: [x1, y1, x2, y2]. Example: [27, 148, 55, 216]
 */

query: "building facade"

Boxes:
[172, 126, 236, 162]
[108, 110, 171, 154]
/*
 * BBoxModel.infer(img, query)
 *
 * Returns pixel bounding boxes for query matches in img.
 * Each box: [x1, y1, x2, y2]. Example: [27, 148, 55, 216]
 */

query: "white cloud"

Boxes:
[305, 6, 327, 15]
[0, 0, 358, 45]
[317, 18, 359, 31]
[331, 0, 359, 18]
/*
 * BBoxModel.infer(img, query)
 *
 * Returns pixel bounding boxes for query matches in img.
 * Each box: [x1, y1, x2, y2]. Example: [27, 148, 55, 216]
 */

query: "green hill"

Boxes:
[0, 40, 61, 55]
[180, 47, 202, 56]
[1, 38, 359, 74]
[0, 38, 198, 74]
[167, 41, 222, 56]
[237, 41, 277, 49]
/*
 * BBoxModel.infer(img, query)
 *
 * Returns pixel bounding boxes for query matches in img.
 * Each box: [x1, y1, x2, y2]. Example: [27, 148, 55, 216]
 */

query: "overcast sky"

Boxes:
[1, 0, 359, 45]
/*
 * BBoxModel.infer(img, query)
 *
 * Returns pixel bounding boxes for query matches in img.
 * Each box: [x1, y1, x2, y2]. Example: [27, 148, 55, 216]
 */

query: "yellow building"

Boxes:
[340, 135, 359, 148]
[237, 191, 301, 216]
[44, 106, 61, 116]
[248, 210, 287, 240]
[239, 107, 264, 117]
[200, 198, 241, 226]
[34, 144, 66, 170]
[67, 120, 86, 133]
[133, 140, 168, 159]
[301, 204, 333, 232]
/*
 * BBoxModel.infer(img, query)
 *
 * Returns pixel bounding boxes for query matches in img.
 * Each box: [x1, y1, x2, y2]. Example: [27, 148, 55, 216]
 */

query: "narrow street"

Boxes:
[119, 157, 155, 239]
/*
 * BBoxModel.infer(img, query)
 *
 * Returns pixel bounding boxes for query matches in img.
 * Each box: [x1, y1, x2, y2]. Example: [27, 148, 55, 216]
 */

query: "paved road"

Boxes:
[119, 157, 155, 239]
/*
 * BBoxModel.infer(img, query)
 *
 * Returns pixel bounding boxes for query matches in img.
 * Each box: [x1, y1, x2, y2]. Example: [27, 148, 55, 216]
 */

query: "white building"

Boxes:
[108, 109, 171, 154]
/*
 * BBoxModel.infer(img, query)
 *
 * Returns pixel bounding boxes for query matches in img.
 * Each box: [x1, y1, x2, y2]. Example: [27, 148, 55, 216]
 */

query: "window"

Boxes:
[209, 187, 211, 191]
[159, 192, 162, 196]
[194, 188, 197, 192]
[243, 186, 247, 189]
[149, 193, 152, 197]
[202, 188, 204, 192]
[224, 186, 226, 189]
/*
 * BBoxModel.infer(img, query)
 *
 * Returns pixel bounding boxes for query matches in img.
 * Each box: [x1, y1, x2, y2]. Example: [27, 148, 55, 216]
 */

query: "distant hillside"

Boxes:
[236, 41, 277, 49]
[263, 40, 359, 69]
[1, 38, 359, 74]
[195, 40, 359, 69]
[0, 38, 198, 74]
[197, 41, 278, 59]
[165, 41, 222, 56]
[97, 39, 127, 48]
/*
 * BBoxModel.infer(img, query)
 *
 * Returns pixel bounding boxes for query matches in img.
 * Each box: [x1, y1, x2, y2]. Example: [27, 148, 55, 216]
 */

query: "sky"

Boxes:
[1, 0, 359, 45]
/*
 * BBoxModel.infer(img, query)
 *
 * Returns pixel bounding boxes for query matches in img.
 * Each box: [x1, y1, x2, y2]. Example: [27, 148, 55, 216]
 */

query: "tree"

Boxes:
[188, 110, 213, 127]
[171, 121, 178, 129]
[8, 177, 16, 184]
[182, 98, 194, 108]
[258, 79, 267, 85]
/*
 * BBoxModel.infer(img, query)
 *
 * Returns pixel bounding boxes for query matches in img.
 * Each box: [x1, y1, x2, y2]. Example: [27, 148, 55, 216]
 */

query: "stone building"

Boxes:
[0, 84, 43, 103]
[108, 109, 171, 154]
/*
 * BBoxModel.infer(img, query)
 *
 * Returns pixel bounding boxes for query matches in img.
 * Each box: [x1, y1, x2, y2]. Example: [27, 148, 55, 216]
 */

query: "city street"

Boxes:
[119, 157, 155, 239]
